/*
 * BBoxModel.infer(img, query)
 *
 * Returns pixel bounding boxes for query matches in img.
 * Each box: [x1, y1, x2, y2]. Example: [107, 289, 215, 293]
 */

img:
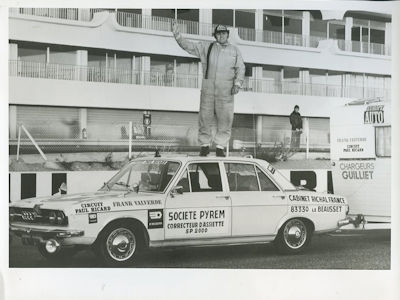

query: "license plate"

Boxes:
[21, 236, 40, 246]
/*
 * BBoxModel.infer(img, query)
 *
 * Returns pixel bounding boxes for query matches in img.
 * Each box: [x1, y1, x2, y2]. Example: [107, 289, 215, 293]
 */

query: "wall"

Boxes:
[9, 77, 351, 118]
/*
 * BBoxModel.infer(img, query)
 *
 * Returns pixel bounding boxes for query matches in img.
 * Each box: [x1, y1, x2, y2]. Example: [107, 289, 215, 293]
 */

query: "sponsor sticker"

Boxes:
[88, 213, 97, 224]
[148, 209, 163, 229]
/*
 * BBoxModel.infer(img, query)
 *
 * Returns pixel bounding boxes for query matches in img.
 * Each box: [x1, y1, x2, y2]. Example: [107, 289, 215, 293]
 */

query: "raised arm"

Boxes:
[172, 20, 206, 58]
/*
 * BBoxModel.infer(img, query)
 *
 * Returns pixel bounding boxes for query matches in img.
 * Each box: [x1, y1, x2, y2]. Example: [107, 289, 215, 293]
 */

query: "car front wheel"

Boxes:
[275, 218, 312, 254]
[96, 223, 142, 267]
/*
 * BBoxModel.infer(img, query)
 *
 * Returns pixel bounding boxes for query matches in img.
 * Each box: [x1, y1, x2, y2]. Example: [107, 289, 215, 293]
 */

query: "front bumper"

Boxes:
[10, 223, 84, 241]
[337, 214, 365, 228]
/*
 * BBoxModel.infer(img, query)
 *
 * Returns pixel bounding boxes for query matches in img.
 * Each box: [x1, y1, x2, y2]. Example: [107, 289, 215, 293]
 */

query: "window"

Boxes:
[104, 160, 180, 192]
[176, 169, 191, 193]
[225, 163, 259, 191]
[187, 163, 222, 192]
[376, 126, 391, 157]
[256, 167, 279, 191]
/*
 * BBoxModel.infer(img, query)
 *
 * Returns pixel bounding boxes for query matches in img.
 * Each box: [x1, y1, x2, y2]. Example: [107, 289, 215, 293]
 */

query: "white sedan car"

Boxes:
[10, 155, 355, 266]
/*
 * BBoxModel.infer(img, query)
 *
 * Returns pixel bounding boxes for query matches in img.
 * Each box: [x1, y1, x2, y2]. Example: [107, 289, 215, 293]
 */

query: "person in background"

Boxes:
[290, 105, 303, 151]
[172, 21, 245, 157]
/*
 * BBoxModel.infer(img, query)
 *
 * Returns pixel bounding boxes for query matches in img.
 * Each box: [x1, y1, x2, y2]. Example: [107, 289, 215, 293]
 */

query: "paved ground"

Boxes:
[9, 229, 390, 269]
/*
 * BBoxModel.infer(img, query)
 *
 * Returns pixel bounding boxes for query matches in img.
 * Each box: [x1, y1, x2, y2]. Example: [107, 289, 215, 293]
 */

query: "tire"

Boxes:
[96, 222, 143, 267]
[274, 218, 312, 254]
[38, 244, 79, 261]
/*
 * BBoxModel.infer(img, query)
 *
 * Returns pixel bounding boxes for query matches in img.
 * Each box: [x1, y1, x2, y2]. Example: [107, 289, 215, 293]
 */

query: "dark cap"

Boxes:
[294, 105, 299, 109]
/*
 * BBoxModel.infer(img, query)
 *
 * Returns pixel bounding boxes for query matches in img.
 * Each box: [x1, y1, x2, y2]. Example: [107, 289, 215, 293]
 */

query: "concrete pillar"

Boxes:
[256, 116, 263, 145]
[9, 43, 18, 60]
[9, 105, 17, 139]
[9, 43, 18, 76]
[300, 69, 310, 95]
[78, 8, 91, 21]
[385, 22, 391, 55]
[139, 56, 150, 85]
[132, 55, 136, 84]
[142, 9, 151, 28]
[199, 9, 212, 36]
[345, 17, 353, 51]
[255, 9, 264, 42]
[251, 66, 263, 92]
[76, 50, 88, 81]
[79, 108, 87, 139]
[197, 62, 203, 88]
[302, 11, 310, 47]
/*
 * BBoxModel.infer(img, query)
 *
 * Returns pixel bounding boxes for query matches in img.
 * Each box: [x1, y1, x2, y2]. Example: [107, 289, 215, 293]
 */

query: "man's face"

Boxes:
[215, 31, 229, 44]
[295, 108, 299, 113]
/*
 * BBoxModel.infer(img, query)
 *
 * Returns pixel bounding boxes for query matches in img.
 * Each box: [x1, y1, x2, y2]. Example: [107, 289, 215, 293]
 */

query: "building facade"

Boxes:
[8, 8, 392, 153]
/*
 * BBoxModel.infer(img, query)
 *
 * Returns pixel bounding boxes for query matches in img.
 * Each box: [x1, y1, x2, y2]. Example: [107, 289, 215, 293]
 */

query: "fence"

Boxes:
[10, 8, 391, 55]
[9, 8, 108, 22]
[9, 60, 389, 99]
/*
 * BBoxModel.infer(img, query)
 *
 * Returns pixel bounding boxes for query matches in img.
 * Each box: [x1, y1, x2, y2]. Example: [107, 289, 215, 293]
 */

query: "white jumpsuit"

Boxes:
[174, 34, 245, 147]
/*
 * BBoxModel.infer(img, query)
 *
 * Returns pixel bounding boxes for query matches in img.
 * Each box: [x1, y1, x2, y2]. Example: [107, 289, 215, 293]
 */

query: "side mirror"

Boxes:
[170, 185, 183, 197]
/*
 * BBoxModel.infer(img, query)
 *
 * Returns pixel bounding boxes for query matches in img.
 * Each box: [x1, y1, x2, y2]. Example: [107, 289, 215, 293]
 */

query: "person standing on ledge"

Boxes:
[289, 105, 303, 151]
[172, 21, 245, 157]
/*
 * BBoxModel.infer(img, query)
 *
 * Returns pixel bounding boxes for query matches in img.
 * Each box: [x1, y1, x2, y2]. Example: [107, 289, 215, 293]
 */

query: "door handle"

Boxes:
[216, 195, 230, 200]
[272, 195, 285, 199]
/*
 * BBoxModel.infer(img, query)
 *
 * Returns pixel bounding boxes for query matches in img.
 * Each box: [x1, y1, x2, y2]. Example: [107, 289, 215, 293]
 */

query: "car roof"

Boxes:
[134, 155, 270, 166]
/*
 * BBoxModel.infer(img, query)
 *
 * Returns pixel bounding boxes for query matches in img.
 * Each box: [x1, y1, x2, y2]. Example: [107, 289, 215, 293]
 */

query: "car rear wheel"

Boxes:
[275, 218, 312, 254]
[96, 223, 142, 267]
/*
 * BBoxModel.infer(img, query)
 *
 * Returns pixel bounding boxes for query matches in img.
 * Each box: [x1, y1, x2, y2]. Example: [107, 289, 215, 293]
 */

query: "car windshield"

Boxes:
[100, 159, 180, 193]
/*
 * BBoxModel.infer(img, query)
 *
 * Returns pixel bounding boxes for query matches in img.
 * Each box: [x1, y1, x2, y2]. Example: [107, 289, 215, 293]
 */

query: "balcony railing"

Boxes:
[337, 39, 390, 56]
[9, 60, 199, 88]
[9, 60, 390, 100]
[10, 8, 391, 55]
[115, 11, 214, 36]
[9, 8, 109, 22]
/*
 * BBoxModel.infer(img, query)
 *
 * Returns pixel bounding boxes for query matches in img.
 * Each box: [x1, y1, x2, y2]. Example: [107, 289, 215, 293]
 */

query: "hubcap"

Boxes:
[283, 219, 307, 249]
[106, 228, 136, 261]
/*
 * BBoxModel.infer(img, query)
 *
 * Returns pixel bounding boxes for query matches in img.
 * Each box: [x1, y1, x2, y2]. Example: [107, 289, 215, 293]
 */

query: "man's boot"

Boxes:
[199, 146, 210, 156]
[216, 147, 225, 157]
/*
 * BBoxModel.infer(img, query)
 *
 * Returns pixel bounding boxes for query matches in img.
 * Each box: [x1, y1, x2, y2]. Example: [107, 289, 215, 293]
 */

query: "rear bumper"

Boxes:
[338, 214, 365, 228]
[10, 223, 84, 241]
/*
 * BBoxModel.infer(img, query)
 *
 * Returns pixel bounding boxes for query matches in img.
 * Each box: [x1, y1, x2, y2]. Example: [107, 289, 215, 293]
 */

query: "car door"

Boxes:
[224, 162, 287, 236]
[164, 161, 231, 240]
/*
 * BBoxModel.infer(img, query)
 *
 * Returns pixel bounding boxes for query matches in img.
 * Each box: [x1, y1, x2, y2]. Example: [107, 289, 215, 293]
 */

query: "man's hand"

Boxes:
[171, 20, 179, 35]
[231, 85, 240, 95]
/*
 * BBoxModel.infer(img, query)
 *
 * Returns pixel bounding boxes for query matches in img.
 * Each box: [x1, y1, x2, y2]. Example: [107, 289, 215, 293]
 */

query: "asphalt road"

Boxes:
[9, 229, 390, 269]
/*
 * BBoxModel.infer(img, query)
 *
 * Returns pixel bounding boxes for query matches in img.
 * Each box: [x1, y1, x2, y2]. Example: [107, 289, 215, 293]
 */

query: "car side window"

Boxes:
[225, 163, 260, 192]
[187, 163, 222, 192]
[256, 167, 279, 191]
[176, 169, 191, 193]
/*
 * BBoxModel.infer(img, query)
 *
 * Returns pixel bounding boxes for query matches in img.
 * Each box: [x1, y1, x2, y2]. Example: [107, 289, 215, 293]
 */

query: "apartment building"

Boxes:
[8, 8, 392, 153]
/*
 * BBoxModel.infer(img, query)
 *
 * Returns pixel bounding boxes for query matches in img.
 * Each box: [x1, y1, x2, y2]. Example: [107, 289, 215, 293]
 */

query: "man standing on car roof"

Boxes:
[172, 21, 245, 157]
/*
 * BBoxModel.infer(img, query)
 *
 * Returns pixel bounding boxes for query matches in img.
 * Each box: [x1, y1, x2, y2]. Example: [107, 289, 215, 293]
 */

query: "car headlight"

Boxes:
[9, 207, 16, 222]
[48, 211, 57, 224]
[56, 211, 66, 225]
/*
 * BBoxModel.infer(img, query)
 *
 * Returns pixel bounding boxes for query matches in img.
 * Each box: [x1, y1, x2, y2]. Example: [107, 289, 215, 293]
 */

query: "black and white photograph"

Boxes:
[1, 1, 400, 299]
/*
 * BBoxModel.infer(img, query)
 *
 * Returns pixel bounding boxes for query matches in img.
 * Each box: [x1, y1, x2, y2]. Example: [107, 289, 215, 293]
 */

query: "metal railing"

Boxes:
[9, 60, 199, 88]
[9, 8, 108, 22]
[337, 39, 389, 56]
[9, 60, 390, 99]
[115, 11, 214, 36]
[10, 8, 391, 55]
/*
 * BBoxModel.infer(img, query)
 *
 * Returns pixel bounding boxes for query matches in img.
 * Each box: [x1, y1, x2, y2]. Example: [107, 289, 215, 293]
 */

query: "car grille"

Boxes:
[9, 207, 68, 226]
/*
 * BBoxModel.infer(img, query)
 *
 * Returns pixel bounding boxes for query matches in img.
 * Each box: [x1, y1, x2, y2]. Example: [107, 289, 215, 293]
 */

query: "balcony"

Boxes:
[9, 8, 107, 22]
[9, 60, 390, 100]
[10, 9, 391, 56]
